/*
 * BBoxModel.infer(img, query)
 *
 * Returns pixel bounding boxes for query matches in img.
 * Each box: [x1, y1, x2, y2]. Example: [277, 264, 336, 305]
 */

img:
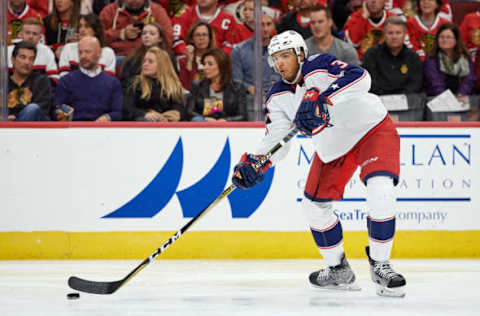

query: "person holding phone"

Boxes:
[99, 0, 172, 57]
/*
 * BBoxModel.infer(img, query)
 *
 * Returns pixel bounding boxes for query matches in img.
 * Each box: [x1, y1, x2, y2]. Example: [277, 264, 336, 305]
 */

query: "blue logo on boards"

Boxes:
[103, 138, 275, 219]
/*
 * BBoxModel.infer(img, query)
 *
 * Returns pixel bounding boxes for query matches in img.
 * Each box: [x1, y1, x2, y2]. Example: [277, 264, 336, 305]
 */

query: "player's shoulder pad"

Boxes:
[302, 53, 337, 77]
[265, 80, 295, 104]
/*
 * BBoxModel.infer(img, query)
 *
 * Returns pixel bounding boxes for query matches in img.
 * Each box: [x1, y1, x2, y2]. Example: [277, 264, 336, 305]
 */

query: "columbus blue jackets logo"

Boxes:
[103, 137, 275, 219]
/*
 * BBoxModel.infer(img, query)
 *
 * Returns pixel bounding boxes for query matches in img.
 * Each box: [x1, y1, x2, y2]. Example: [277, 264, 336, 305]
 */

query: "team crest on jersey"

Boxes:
[400, 64, 408, 74]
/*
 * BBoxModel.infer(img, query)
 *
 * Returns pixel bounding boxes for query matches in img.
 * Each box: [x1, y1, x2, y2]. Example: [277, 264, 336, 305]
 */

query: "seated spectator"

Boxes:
[99, 0, 172, 58]
[406, 0, 449, 61]
[8, 41, 52, 121]
[187, 48, 247, 121]
[363, 16, 423, 95]
[59, 14, 116, 77]
[178, 21, 216, 90]
[424, 23, 476, 97]
[172, 0, 237, 56]
[123, 47, 185, 121]
[8, 0, 43, 44]
[460, 10, 480, 57]
[8, 18, 59, 85]
[306, 5, 359, 65]
[44, 0, 82, 59]
[231, 14, 280, 96]
[235, 0, 254, 43]
[120, 22, 175, 89]
[277, 0, 320, 40]
[344, 0, 396, 61]
[54, 36, 122, 121]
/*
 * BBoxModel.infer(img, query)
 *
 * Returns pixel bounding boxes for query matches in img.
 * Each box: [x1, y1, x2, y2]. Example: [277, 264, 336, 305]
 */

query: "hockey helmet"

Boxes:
[267, 30, 308, 68]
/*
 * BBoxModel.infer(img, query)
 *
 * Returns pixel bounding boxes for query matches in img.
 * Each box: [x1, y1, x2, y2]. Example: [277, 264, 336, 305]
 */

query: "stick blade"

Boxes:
[68, 276, 123, 295]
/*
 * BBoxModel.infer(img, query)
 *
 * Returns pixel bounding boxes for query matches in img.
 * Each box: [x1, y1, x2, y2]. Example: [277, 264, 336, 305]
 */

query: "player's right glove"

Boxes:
[231, 153, 272, 189]
[294, 87, 331, 136]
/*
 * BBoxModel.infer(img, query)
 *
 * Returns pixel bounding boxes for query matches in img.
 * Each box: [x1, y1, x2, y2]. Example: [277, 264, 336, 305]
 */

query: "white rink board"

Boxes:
[0, 126, 478, 232]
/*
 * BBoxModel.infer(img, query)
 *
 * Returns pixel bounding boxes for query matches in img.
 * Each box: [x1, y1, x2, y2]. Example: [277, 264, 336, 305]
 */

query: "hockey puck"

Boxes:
[67, 292, 80, 299]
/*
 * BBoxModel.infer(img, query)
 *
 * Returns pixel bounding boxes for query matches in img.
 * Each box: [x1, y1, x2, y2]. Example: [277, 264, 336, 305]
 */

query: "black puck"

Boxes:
[67, 292, 80, 299]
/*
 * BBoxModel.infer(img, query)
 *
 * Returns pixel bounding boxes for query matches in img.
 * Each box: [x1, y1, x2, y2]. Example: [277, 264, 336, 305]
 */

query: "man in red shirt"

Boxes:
[100, 0, 172, 57]
[344, 0, 396, 60]
[8, 0, 43, 44]
[172, 0, 237, 55]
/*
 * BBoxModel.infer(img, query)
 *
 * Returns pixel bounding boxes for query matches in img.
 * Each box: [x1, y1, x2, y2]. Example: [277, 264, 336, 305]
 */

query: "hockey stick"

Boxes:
[68, 127, 299, 295]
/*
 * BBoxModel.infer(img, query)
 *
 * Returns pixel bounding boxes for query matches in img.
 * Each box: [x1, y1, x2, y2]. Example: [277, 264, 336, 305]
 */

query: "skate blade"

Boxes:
[376, 284, 405, 298]
[311, 282, 361, 292]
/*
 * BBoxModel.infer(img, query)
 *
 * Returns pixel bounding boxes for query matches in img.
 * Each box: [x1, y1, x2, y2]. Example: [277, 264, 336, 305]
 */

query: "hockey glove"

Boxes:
[294, 87, 331, 136]
[232, 153, 272, 189]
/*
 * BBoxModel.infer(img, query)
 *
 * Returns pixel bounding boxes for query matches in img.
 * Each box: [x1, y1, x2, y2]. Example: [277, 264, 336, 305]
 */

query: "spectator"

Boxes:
[59, 14, 116, 77]
[123, 47, 185, 121]
[231, 14, 280, 97]
[363, 17, 423, 95]
[406, 0, 449, 61]
[172, 0, 237, 56]
[235, 0, 254, 43]
[305, 5, 359, 65]
[100, 0, 172, 57]
[344, 0, 396, 61]
[8, 18, 59, 85]
[54, 36, 122, 121]
[8, 41, 52, 121]
[277, 0, 319, 39]
[459, 10, 480, 58]
[8, 0, 43, 44]
[187, 48, 247, 121]
[120, 22, 176, 89]
[424, 23, 476, 97]
[178, 21, 216, 90]
[44, 0, 82, 59]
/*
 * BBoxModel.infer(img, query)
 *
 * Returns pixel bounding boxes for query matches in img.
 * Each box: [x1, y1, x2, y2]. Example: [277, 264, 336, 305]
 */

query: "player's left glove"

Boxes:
[231, 153, 272, 189]
[294, 87, 331, 136]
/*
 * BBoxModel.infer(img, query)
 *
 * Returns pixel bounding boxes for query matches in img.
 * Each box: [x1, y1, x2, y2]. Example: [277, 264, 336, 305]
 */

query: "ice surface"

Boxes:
[0, 259, 479, 315]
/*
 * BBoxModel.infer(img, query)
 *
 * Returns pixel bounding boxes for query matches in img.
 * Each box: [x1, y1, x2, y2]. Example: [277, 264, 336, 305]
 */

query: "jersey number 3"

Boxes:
[330, 60, 348, 69]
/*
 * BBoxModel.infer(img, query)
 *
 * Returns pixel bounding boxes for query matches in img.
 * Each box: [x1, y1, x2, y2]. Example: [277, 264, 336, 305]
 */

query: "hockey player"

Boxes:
[231, 30, 406, 297]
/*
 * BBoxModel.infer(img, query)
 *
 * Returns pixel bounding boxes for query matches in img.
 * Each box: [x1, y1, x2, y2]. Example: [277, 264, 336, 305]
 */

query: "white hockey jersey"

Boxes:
[58, 42, 116, 77]
[8, 43, 59, 84]
[258, 53, 387, 164]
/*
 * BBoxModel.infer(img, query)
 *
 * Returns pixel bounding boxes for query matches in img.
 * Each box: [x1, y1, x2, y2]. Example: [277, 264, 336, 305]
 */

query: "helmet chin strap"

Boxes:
[281, 55, 303, 85]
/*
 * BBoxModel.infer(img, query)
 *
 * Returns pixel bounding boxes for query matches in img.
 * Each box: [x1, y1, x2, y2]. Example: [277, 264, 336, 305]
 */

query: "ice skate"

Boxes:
[309, 254, 361, 291]
[366, 246, 406, 297]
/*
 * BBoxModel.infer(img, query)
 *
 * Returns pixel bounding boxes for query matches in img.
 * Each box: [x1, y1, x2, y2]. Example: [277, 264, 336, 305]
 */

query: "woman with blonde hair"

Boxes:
[123, 47, 185, 121]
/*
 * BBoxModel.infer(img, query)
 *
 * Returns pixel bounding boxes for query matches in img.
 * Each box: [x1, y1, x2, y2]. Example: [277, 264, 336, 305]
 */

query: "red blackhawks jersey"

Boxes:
[406, 14, 449, 60]
[172, 5, 237, 55]
[8, 4, 43, 44]
[460, 12, 480, 55]
[344, 10, 396, 60]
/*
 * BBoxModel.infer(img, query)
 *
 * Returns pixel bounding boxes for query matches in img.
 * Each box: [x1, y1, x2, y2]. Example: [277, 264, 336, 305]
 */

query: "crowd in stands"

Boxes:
[5, 0, 480, 122]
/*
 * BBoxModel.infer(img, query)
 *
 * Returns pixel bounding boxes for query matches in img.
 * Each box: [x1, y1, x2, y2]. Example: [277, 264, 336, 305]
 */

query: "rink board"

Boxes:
[1, 122, 479, 259]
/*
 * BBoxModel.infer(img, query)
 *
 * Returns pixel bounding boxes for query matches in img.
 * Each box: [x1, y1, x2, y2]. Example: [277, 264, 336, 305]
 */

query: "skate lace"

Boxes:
[316, 268, 330, 281]
[374, 262, 397, 280]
